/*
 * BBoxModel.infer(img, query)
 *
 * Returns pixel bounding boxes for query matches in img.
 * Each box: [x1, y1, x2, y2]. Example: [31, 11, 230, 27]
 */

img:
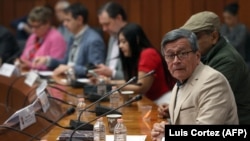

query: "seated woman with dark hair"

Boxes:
[108, 23, 175, 103]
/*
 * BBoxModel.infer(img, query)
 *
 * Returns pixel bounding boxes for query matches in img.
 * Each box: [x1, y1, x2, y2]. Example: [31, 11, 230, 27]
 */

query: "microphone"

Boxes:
[29, 107, 75, 141]
[138, 70, 155, 80]
[69, 76, 136, 130]
[0, 125, 41, 140]
[69, 94, 143, 141]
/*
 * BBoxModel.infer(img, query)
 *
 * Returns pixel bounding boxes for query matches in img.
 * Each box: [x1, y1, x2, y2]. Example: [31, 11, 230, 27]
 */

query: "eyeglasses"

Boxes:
[29, 23, 43, 29]
[164, 50, 194, 62]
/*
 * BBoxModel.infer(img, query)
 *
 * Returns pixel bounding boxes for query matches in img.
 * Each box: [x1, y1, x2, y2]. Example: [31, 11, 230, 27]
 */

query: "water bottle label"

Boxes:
[115, 134, 126, 141]
[97, 85, 106, 95]
[94, 127, 106, 141]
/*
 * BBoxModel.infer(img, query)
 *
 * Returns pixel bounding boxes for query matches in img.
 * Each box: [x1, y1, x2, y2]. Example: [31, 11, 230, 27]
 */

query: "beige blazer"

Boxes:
[169, 62, 238, 124]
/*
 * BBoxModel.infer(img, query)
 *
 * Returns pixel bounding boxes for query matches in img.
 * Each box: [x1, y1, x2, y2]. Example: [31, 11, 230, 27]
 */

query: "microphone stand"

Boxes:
[69, 94, 142, 141]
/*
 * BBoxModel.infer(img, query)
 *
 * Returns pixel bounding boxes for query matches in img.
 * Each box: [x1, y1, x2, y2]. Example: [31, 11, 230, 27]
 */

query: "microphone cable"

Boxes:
[29, 107, 75, 141]
[21, 85, 39, 108]
[0, 125, 41, 140]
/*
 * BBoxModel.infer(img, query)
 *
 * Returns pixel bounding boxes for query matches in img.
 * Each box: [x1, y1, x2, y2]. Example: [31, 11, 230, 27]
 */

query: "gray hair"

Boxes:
[161, 28, 199, 55]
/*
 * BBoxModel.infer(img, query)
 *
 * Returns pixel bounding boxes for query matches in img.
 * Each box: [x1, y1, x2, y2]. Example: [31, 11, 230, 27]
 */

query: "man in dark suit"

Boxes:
[33, 3, 105, 78]
[93, 2, 127, 80]
[0, 25, 20, 64]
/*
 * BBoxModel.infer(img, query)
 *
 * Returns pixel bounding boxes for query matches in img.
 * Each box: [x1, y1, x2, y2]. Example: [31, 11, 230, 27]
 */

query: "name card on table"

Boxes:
[19, 105, 36, 130]
[25, 71, 39, 87]
[36, 80, 48, 96]
[0, 63, 17, 77]
[38, 91, 50, 113]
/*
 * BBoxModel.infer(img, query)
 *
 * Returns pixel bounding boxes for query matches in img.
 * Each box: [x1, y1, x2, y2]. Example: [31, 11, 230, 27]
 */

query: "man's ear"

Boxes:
[196, 50, 201, 61]
[115, 14, 122, 21]
[211, 30, 219, 45]
[77, 15, 84, 24]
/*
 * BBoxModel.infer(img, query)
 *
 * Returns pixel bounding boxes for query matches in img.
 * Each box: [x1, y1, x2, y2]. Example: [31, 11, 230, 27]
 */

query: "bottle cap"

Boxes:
[97, 117, 103, 121]
[112, 86, 117, 90]
[78, 98, 85, 102]
[117, 118, 123, 123]
[98, 78, 105, 83]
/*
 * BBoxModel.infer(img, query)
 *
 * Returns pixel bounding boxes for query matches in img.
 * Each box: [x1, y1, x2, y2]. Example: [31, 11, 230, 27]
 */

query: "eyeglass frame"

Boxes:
[29, 21, 47, 29]
[163, 50, 195, 62]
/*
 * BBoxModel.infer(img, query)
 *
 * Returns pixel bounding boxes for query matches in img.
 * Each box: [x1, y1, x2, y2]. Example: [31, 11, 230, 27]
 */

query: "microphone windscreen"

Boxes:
[67, 107, 76, 115]
[149, 70, 156, 75]
[131, 94, 143, 102]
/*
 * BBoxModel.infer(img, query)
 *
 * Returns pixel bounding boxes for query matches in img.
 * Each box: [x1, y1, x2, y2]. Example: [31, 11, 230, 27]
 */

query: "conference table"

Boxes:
[40, 77, 164, 141]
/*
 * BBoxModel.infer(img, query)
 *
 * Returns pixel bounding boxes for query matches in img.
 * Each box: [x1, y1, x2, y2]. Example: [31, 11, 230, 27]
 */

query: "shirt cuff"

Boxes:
[112, 69, 116, 78]
[17, 22, 25, 30]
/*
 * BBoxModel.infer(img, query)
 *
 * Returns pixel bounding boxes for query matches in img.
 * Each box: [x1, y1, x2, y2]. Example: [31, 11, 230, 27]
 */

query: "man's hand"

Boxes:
[53, 65, 71, 76]
[94, 64, 113, 77]
[151, 121, 166, 141]
[158, 103, 170, 119]
[32, 56, 48, 68]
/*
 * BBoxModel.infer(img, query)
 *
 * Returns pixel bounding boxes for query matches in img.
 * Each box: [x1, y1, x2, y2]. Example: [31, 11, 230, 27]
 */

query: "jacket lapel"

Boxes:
[172, 63, 204, 124]
[169, 85, 177, 124]
[173, 82, 193, 124]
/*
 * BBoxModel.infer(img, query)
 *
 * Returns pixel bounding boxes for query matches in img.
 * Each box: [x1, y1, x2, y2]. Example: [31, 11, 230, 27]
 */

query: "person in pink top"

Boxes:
[18, 6, 67, 70]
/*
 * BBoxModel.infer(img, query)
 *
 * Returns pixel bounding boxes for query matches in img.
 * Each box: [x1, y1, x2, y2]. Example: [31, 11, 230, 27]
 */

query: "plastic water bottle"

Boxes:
[93, 117, 106, 141]
[110, 86, 120, 109]
[66, 67, 76, 85]
[76, 98, 86, 121]
[97, 78, 106, 96]
[114, 119, 127, 141]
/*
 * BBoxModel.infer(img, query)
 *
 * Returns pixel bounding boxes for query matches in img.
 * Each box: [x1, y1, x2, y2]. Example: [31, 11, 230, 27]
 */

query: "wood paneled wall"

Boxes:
[0, 0, 249, 49]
